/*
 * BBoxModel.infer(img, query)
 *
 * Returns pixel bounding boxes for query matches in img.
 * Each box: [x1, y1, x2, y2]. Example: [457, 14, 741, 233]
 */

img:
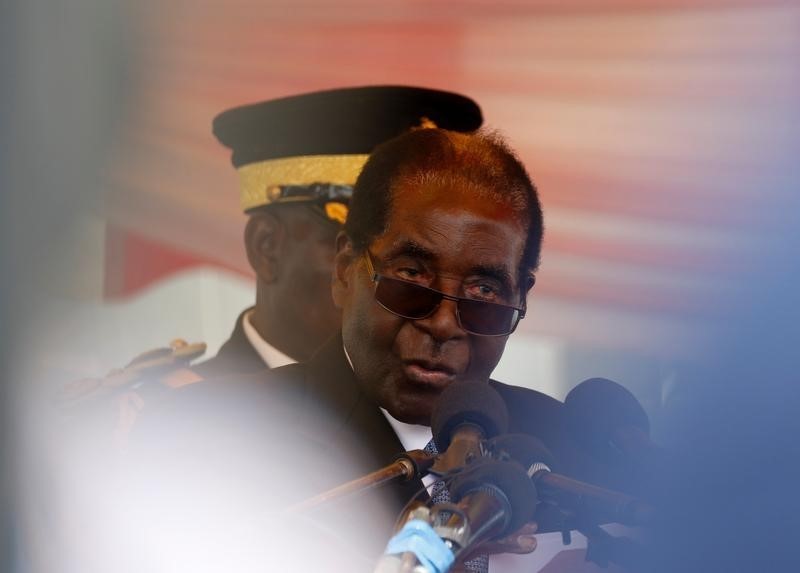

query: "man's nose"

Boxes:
[414, 297, 466, 342]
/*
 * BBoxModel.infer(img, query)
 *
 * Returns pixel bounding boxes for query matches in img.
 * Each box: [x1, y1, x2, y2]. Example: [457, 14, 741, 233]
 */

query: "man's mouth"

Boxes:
[401, 360, 457, 389]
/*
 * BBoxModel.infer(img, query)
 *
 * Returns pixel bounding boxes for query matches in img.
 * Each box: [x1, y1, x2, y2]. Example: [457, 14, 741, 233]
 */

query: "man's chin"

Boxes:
[385, 394, 437, 427]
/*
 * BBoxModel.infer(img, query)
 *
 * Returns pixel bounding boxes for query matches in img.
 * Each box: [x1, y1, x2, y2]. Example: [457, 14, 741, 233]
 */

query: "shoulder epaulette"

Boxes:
[57, 339, 207, 406]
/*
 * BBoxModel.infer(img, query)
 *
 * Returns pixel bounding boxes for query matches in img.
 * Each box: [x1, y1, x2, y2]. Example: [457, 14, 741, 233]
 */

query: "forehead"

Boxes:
[374, 182, 528, 278]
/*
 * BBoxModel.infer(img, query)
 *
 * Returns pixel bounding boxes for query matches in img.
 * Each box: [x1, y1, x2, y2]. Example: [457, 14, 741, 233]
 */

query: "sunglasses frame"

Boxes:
[363, 251, 526, 337]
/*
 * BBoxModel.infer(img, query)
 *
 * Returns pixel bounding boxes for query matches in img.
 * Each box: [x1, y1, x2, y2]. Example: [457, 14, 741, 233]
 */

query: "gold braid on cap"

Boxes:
[238, 154, 369, 211]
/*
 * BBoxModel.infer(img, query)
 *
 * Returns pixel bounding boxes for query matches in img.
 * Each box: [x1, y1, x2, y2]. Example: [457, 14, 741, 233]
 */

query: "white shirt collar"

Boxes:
[380, 408, 434, 453]
[242, 309, 295, 369]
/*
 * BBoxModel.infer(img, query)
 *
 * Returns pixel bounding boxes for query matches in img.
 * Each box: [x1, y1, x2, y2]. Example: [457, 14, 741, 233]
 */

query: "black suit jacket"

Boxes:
[135, 331, 430, 562]
[138, 332, 633, 547]
[189, 312, 604, 491]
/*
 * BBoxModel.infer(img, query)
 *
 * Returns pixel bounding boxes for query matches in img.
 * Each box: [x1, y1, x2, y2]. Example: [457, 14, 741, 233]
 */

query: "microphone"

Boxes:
[564, 377, 658, 464]
[487, 434, 654, 527]
[564, 377, 671, 500]
[444, 459, 539, 556]
[295, 382, 508, 515]
[289, 449, 435, 513]
[374, 385, 512, 572]
[429, 381, 509, 475]
[377, 460, 537, 573]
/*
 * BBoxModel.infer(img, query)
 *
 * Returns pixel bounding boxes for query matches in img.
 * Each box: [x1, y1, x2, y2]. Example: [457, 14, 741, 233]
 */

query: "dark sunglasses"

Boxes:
[363, 252, 526, 337]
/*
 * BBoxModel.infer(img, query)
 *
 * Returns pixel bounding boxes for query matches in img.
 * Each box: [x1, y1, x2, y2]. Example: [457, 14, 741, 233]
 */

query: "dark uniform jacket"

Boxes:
[191, 308, 268, 379]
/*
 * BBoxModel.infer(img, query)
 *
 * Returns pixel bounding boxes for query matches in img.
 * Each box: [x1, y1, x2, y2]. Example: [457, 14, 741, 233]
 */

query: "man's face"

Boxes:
[272, 205, 342, 358]
[334, 182, 529, 426]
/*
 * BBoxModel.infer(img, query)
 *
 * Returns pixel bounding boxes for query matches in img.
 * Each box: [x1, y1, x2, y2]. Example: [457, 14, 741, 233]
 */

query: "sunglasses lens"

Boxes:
[370, 268, 521, 336]
[375, 277, 440, 319]
[458, 298, 519, 336]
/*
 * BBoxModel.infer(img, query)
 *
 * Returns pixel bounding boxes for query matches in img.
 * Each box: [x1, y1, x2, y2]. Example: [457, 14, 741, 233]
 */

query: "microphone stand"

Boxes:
[288, 449, 434, 513]
[548, 506, 649, 571]
[578, 523, 649, 571]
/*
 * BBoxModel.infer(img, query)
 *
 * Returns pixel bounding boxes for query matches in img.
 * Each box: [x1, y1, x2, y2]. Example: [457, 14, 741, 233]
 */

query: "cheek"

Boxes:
[345, 287, 404, 358]
[308, 240, 337, 273]
[469, 337, 509, 379]
[290, 218, 338, 269]
[352, 292, 393, 342]
[291, 240, 336, 290]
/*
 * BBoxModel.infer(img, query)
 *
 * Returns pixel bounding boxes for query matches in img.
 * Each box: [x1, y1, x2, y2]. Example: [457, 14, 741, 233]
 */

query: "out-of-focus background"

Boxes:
[10, 0, 800, 399]
[2, 0, 799, 571]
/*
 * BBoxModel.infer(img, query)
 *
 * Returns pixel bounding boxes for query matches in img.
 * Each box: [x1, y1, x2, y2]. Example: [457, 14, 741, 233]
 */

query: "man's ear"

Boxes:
[519, 274, 535, 316]
[525, 273, 536, 294]
[244, 211, 285, 284]
[332, 231, 357, 309]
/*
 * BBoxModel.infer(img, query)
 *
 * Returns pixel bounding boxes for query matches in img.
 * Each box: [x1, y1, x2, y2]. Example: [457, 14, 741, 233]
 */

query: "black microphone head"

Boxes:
[431, 382, 509, 452]
[564, 377, 650, 457]
[449, 459, 538, 535]
[486, 433, 557, 472]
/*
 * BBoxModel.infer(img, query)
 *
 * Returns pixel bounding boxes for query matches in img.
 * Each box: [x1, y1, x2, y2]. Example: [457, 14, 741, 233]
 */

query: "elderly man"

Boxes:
[333, 126, 540, 427]
[129, 127, 638, 572]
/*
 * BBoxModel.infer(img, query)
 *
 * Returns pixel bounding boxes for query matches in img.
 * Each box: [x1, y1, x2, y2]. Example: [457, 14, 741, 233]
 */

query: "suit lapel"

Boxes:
[301, 334, 425, 512]
[303, 334, 404, 457]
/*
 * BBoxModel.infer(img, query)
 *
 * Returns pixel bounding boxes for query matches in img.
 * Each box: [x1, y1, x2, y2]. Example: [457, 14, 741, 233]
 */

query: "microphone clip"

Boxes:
[395, 498, 473, 552]
[428, 424, 487, 477]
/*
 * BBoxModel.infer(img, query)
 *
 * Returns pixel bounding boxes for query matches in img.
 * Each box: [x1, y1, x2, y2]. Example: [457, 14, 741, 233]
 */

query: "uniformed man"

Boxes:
[58, 86, 484, 433]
